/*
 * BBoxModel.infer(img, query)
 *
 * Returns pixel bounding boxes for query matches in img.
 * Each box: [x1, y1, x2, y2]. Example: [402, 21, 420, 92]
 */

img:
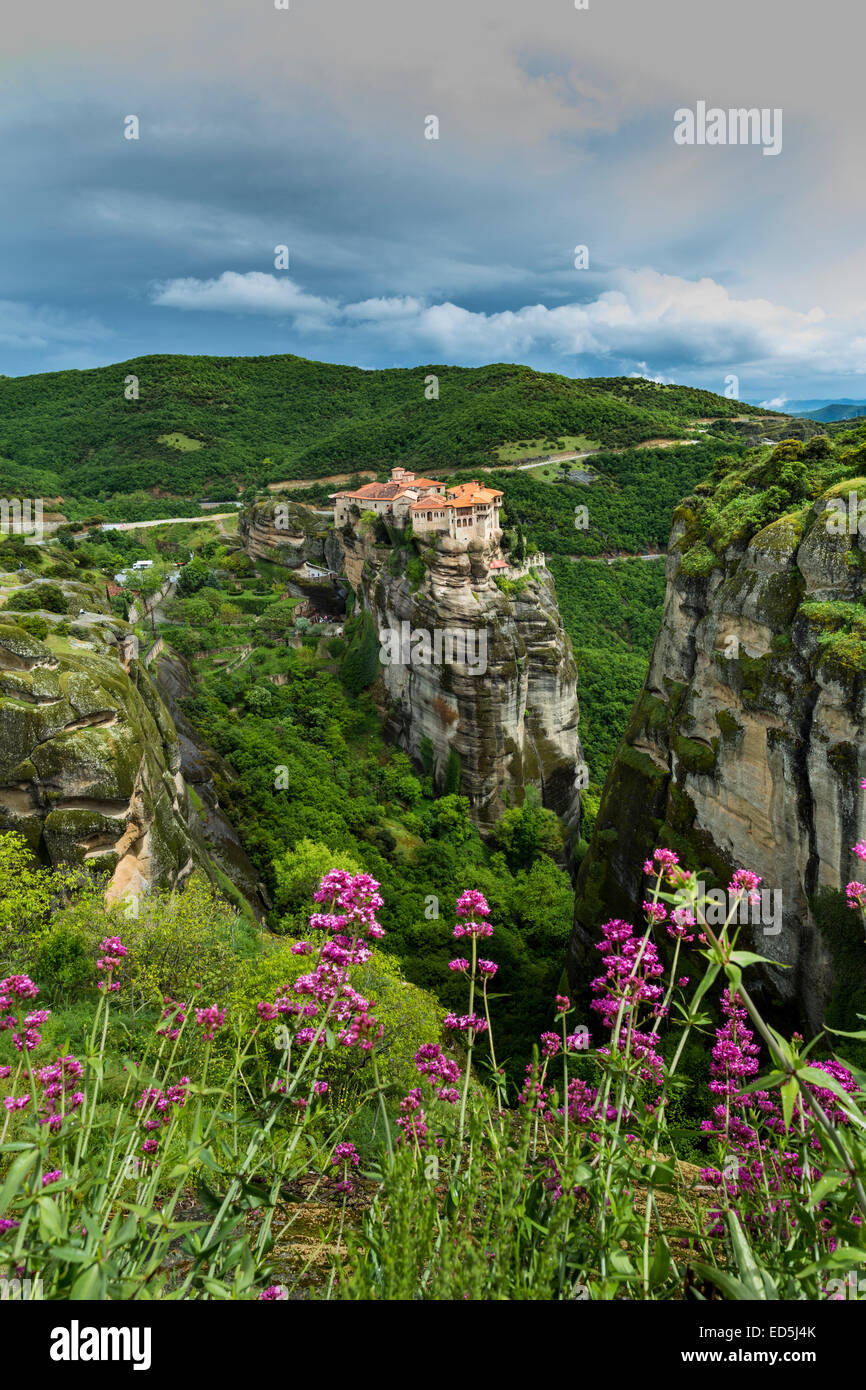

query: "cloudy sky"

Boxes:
[2, 0, 865, 403]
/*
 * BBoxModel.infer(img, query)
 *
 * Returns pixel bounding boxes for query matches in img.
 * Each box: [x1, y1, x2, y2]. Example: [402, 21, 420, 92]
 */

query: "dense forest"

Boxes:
[0, 355, 766, 502]
[5, 412, 866, 1305]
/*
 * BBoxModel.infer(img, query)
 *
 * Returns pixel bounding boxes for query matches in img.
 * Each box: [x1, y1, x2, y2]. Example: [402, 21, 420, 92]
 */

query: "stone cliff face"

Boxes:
[0, 613, 207, 902]
[347, 529, 583, 835]
[239, 497, 583, 835]
[569, 438, 866, 1028]
[153, 650, 269, 918]
[239, 499, 347, 616]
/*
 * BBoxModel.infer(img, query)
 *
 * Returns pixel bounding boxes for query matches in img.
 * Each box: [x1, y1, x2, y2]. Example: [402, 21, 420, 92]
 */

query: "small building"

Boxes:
[410, 481, 503, 542]
[331, 468, 503, 544]
[330, 468, 445, 527]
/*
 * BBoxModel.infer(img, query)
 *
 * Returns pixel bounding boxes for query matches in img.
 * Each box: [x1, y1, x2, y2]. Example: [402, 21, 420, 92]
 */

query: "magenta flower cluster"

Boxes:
[331, 1140, 361, 1193]
[195, 1006, 226, 1041]
[157, 997, 186, 1041]
[96, 936, 127, 993]
[699, 987, 858, 1238]
[396, 1043, 462, 1150]
[453, 889, 493, 939]
[35, 1055, 85, 1131]
[135, 1077, 190, 1158]
[258, 872, 386, 1061]
[0, 975, 48, 1053]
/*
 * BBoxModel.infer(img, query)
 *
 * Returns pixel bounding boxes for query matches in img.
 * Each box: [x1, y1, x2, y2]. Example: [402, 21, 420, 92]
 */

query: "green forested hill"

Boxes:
[0, 354, 767, 500]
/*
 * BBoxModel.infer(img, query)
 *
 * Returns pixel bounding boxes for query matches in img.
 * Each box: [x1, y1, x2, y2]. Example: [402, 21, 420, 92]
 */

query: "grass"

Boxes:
[494, 435, 599, 463]
[145, 518, 235, 550]
[157, 433, 204, 452]
[524, 461, 597, 483]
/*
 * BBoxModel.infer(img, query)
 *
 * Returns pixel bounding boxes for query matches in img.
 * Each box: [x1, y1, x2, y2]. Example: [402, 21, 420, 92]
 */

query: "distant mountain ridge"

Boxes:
[0, 354, 768, 501]
[784, 399, 866, 422]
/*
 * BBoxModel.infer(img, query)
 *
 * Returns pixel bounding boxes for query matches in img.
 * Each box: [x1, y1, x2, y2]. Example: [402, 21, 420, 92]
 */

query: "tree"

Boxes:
[246, 684, 276, 716]
[804, 434, 833, 461]
[0, 831, 97, 969]
[489, 786, 564, 872]
[425, 794, 472, 844]
[261, 600, 298, 639]
[444, 748, 461, 795]
[169, 628, 200, 659]
[272, 838, 362, 929]
[176, 557, 211, 597]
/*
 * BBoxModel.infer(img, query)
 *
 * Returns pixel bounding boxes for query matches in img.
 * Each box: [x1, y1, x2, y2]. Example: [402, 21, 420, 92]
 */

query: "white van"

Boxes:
[131, 559, 154, 571]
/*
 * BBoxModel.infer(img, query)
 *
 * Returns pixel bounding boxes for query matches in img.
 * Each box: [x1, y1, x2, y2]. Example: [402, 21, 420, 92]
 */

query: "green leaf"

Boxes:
[690, 961, 721, 1012]
[650, 1237, 671, 1289]
[766, 1025, 795, 1070]
[781, 1077, 798, 1132]
[687, 1261, 755, 1301]
[195, 1178, 223, 1214]
[807, 1173, 845, 1206]
[729, 950, 785, 969]
[728, 1210, 773, 1300]
[738, 1068, 786, 1096]
[0, 1147, 38, 1216]
[70, 1264, 107, 1300]
[38, 1197, 65, 1241]
[49, 1245, 94, 1264]
[723, 962, 742, 993]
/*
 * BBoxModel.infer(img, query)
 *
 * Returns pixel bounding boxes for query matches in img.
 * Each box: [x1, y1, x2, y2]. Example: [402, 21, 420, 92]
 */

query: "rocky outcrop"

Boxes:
[153, 650, 269, 918]
[569, 437, 866, 1028]
[239, 498, 347, 615]
[0, 613, 207, 901]
[346, 527, 583, 835]
[240, 497, 584, 836]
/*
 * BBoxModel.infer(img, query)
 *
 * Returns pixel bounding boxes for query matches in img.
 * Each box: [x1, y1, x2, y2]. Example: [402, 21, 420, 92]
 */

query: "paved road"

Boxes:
[567, 552, 666, 565]
[510, 450, 596, 471]
[102, 514, 238, 532]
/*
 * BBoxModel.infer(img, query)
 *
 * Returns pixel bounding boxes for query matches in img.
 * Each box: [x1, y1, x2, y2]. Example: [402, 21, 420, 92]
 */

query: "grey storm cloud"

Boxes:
[0, 0, 864, 393]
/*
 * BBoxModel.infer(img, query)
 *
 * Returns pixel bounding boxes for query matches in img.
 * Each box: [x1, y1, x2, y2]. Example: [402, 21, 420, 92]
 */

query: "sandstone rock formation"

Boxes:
[344, 527, 583, 835]
[153, 650, 269, 917]
[570, 439, 866, 1028]
[239, 498, 347, 616]
[0, 617, 206, 901]
[239, 496, 584, 837]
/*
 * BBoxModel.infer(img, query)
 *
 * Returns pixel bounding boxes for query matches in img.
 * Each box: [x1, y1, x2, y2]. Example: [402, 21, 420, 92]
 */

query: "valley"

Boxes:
[2, 356, 866, 1303]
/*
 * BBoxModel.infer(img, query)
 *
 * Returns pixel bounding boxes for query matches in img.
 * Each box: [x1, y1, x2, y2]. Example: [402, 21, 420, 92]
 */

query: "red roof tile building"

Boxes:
[331, 468, 503, 543]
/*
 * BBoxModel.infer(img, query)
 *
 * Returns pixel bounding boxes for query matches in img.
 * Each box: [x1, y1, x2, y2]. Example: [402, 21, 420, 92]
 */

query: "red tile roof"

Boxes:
[445, 482, 503, 506]
[332, 481, 406, 501]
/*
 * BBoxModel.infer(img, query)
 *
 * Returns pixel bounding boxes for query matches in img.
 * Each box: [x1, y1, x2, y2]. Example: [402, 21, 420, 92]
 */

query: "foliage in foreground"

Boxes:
[2, 841, 866, 1299]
